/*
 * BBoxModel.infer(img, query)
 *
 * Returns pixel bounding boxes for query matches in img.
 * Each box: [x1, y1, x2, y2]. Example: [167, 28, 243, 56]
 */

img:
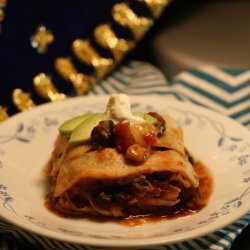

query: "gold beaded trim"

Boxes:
[94, 24, 135, 63]
[30, 25, 55, 54]
[72, 39, 114, 81]
[139, 0, 170, 18]
[112, 2, 153, 41]
[0, 0, 7, 33]
[1, 0, 171, 121]
[12, 89, 36, 111]
[55, 57, 96, 96]
[33, 73, 66, 102]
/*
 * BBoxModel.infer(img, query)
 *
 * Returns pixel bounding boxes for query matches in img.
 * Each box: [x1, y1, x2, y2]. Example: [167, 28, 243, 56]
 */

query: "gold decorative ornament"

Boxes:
[139, 0, 170, 18]
[12, 89, 36, 111]
[112, 3, 153, 41]
[33, 73, 66, 102]
[30, 25, 54, 54]
[0, 106, 9, 121]
[55, 57, 96, 96]
[0, 0, 8, 33]
[72, 39, 114, 80]
[94, 24, 135, 63]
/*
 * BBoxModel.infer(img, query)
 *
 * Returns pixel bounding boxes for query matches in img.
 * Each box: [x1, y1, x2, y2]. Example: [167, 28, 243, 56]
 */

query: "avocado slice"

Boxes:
[132, 111, 158, 125]
[67, 111, 158, 144]
[70, 113, 105, 144]
[58, 113, 95, 136]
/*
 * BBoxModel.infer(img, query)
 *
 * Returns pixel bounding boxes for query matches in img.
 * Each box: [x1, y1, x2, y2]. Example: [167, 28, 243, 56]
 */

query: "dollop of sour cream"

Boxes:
[105, 94, 144, 123]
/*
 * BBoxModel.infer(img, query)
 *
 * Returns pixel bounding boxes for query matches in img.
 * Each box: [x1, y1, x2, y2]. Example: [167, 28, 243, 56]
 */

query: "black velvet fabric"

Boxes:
[0, 0, 190, 114]
[1, 0, 151, 113]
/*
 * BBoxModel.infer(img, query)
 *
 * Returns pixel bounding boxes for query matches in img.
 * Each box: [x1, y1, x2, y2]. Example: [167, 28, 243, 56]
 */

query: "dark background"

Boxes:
[0, 0, 249, 248]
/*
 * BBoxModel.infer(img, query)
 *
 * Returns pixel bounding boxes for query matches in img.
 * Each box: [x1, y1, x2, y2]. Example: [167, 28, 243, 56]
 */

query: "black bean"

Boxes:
[91, 126, 112, 147]
[99, 120, 115, 137]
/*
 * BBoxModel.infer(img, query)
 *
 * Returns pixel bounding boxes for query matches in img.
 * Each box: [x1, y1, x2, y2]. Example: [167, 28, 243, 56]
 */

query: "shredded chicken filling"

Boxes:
[51, 173, 200, 217]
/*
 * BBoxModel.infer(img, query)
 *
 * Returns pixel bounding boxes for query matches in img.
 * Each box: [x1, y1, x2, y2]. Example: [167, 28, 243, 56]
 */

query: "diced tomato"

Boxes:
[144, 133, 157, 146]
[115, 121, 135, 153]
[130, 123, 147, 148]
[130, 123, 157, 148]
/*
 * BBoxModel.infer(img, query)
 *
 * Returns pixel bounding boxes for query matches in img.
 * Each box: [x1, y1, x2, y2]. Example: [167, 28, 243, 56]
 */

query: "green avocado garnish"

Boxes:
[58, 113, 94, 136]
[69, 113, 105, 144]
[59, 111, 158, 144]
[132, 111, 158, 125]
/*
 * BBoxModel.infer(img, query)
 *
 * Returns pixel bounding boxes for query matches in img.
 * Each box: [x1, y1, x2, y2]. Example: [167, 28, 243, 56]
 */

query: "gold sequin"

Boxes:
[139, 0, 170, 18]
[12, 89, 36, 111]
[0, 106, 9, 122]
[30, 25, 54, 54]
[55, 57, 96, 96]
[94, 24, 135, 63]
[72, 39, 114, 80]
[112, 3, 153, 41]
[33, 73, 66, 102]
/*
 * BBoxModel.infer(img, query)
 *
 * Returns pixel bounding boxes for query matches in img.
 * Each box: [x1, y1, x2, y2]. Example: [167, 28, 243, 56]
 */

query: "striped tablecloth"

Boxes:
[0, 61, 249, 249]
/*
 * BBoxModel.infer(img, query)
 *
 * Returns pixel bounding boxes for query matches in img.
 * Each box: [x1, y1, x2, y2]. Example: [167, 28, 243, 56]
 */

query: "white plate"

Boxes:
[0, 95, 249, 247]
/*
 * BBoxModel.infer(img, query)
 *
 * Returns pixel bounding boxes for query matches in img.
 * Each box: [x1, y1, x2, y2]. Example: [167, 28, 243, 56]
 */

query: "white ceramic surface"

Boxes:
[0, 95, 249, 247]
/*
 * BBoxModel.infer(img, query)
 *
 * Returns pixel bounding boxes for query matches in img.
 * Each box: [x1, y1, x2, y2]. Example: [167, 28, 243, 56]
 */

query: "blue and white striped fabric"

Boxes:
[90, 61, 250, 128]
[171, 67, 250, 128]
[0, 60, 249, 250]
